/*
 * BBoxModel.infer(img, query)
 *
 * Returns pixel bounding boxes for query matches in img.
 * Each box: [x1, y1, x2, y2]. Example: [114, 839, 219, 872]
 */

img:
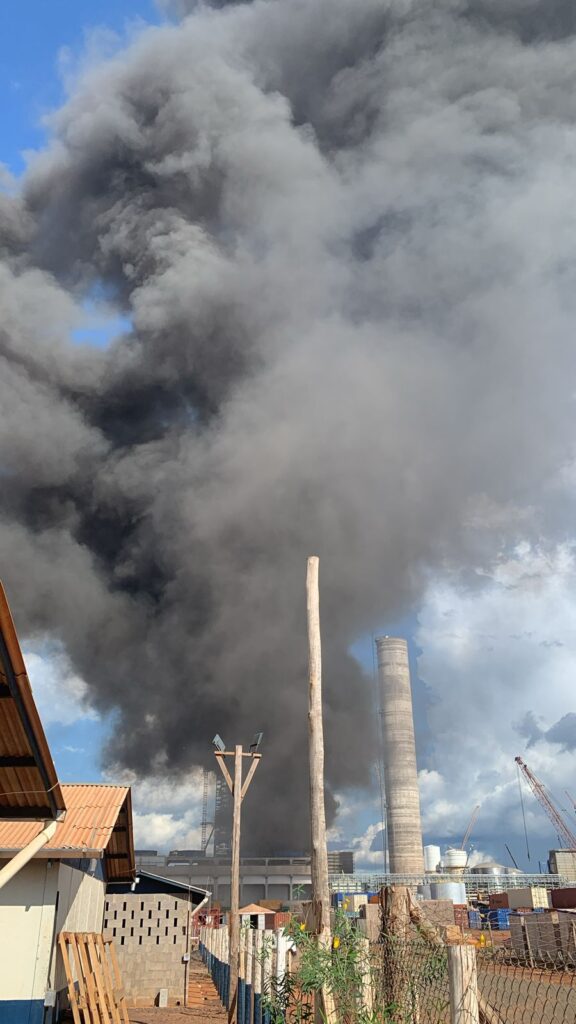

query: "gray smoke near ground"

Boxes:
[2, 0, 576, 851]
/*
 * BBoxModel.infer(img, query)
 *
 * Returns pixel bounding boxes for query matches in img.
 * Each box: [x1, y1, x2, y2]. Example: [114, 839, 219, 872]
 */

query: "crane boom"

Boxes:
[461, 804, 481, 850]
[201, 768, 214, 853]
[515, 757, 576, 849]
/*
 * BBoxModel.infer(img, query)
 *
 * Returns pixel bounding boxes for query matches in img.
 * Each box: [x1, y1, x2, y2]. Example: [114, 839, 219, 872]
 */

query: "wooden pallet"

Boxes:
[59, 931, 130, 1024]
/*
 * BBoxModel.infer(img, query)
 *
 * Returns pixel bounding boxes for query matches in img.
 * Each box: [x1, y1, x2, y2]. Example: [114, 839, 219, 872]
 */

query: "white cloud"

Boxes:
[23, 640, 98, 726]
[105, 764, 208, 851]
[132, 811, 203, 851]
[415, 544, 576, 857]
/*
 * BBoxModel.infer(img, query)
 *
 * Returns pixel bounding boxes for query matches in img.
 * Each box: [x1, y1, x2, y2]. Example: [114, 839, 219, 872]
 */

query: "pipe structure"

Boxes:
[376, 637, 424, 875]
[0, 818, 58, 891]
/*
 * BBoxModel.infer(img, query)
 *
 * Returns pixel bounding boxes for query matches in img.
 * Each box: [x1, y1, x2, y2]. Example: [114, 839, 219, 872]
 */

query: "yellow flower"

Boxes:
[299, 923, 306, 932]
[333, 937, 340, 949]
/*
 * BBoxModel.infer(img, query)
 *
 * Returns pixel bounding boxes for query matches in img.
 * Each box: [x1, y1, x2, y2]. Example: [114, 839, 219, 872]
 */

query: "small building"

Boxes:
[0, 582, 135, 1024]
[239, 903, 276, 930]
[104, 871, 211, 1007]
[0, 783, 134, 1024]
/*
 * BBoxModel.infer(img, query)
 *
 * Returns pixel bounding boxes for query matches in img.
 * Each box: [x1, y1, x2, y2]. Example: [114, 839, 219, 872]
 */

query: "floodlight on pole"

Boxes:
[212, 734, 226, 752]
[249, 732, 263, 753]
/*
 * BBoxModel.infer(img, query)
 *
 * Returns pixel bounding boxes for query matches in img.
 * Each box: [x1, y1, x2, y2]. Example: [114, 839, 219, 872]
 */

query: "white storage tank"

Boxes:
[430, 881, 467, 905]
[424, 845, 441, 873]
[443, 848, 468, 873]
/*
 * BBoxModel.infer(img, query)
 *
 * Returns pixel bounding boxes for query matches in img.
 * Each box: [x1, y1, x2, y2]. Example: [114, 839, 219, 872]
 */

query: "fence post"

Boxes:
[262, 931, 272, 1024]
[358, 935, 374, 1015]
[239, 929, 246, 1024]
[245, 930, 254, 1024]
[253, 930, 263, 1024]
[448, 945, 479, 1024]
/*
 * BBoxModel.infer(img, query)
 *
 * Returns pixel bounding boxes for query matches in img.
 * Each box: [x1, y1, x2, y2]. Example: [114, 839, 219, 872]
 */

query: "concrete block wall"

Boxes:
[103, 894, 189, 1006]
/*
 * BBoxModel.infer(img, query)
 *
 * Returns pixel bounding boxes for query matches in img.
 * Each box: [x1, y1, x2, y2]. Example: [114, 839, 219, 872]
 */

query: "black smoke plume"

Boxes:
[1, 0, 576, 850]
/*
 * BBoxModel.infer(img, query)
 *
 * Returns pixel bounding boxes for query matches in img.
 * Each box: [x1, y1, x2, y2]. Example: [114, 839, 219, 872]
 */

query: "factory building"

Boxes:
[327, 850, 355, 874]
[376, 636, 424, 875]
[549, 850, 576, 882]
[135, 851, 312, 906]
[214, 774, 232, 856]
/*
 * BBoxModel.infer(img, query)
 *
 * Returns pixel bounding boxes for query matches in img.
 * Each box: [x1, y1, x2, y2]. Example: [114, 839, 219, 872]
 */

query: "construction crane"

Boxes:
[200, 768, 215, 854]
[515, 756, 576, 849]
[461, 804, 481, 850]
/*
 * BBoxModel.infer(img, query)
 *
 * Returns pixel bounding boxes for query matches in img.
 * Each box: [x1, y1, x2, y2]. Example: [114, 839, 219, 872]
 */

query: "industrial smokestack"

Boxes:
[376, 637, 424, 875]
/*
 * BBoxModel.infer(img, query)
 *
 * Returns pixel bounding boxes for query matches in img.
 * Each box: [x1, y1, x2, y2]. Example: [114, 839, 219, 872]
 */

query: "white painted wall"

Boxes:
[0, 858, 106, 1009]
[51, 863, 106, 993]
[0, 860, 58, 1004]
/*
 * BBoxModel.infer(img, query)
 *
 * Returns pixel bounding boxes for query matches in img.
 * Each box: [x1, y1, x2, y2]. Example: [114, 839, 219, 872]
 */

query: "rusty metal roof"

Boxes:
[0, 783, 135, 882]
[0, 583, 66, 820]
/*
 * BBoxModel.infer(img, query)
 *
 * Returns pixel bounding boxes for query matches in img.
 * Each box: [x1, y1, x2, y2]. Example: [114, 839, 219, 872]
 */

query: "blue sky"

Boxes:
[0, 3, 147, 345]
[0, 0, 162, 175]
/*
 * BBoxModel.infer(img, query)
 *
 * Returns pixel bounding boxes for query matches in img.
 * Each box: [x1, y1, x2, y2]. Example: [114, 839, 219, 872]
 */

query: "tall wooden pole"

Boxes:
[229, 744, 243, 1024]
[306, 556, 331, 933]
[306, 556, 337, 1024]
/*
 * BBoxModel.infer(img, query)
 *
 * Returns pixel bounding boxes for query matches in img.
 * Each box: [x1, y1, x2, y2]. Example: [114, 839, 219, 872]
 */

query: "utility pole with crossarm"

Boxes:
[213, 733, 262, 1024]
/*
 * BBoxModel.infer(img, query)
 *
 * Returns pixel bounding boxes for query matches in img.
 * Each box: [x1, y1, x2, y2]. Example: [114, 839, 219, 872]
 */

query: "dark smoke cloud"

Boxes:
[2, 0, 576, 850]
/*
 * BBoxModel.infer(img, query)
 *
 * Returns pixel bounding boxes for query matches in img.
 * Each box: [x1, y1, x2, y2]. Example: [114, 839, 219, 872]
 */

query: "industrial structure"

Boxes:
[134, 851, 313, 905]
[376, 636, 424, 875]
[327, 850, 355, 874]
[214, 773, 233, 857]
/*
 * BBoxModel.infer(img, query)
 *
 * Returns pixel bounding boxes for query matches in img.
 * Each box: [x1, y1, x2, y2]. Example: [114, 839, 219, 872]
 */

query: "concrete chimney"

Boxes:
[376, 636, 424, 875]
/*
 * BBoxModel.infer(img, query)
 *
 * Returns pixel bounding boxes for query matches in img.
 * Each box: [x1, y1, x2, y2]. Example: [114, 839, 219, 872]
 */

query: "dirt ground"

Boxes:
[129, 1009, 227, 1024]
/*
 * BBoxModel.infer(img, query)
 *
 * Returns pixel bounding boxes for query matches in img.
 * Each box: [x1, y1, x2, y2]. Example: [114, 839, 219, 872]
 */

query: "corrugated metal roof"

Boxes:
[0, 783, 135, 882]
[0, 584, 66, 819]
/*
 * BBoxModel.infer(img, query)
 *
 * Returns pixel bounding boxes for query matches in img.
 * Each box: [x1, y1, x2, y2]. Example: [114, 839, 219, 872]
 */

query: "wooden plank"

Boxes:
[58, 934, 82, 1024]
[86, 932, 112, 1024]
[70, 933, 91, 1020]
[240, 756, 260, 802]
[96, 935, 121, 1024]
[65, 932, 94, 1024]
[107, 937, 130, 1024]
[76, 934, 101, 1024]
[214, 752, 234, 794]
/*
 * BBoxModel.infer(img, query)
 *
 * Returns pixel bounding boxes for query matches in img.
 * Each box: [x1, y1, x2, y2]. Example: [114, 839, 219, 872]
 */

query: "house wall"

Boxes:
[51, 862, 106, 995]
[103, 893, 190, 1006]
[0, 860, 58, 1024]
[0, 858, 106, 1024]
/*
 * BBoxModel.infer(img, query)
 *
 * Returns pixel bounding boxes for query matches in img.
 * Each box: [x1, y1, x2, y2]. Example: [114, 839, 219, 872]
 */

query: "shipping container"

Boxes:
[488, 892, 509, 909]
[507, 887, 548, 910]
[550, 888, 576, 910]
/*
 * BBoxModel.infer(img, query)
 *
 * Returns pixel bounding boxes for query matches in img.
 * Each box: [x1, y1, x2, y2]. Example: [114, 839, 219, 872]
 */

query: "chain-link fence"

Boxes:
[372, 938, 576, 1024]
[373, 937, 450, 1024]
[477, 946, 576, 1024]
[201, 920, 576, 1024]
